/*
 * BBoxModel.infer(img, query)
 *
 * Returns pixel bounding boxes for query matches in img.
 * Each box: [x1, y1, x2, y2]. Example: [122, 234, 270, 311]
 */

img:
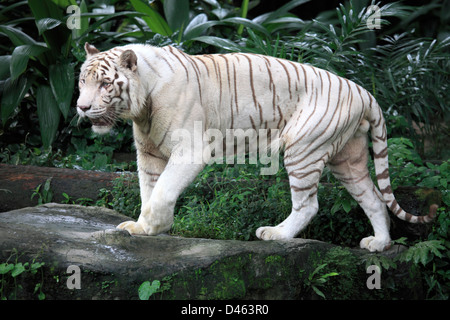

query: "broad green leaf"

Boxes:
[36, 17, 62, 35]
[49, 62, 74, 119]
[324, 272, 339, 278]
[1, 76, 32, 125]
[28, 0, 71, 60]
[11, 263, 26, 277]
[138, 280, 160, 300]
[10, 44, 49, 80]
[223, 17, 270, 37]
[30, 262, 45, 274]
[184, 16, 271, 41]
[267, 17, 305, 25]
[192, 36, 241, 52]
[36, 85, 61, 148]
[130, 0, 172, 36]
[163, 0, 189, 32]
[94, 154, 108, 169]
[77, 11, 145, 39]
[212, 8, 231, 20]
[92, 4, 115, 33]
[312, 285, 326, 299]
[309, 263, 328, 279]
[28, 0, 64, 21]
[183, 14, 219, 40]
[0, 263, 14, 275]
[342, 199, 352, 213]
[38, 291, 46, 300]
[0, 25, 36, 46]
[0, 55, 11, 80]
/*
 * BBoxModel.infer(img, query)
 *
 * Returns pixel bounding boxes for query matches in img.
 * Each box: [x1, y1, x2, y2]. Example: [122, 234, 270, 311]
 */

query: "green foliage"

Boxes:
[303, 247, 364, 300]
[386, 137, 450, 208]
[31, 177, 53, 205]
[303, 263, 339, 299]
[138, 279, 160, 300]
[0, 248, 46, 300]
[0, 125, 135, 172]
[1, 0, 77, 148]
[1, 0, 448, 157]
[365, 232, 449, 300]
[398, 240, 445, 266]
[363, 253, 398, 273]
[97, 174, 141, 220]
[170, 161, 290, 241]
[302, 183, 369, 248]
[138, 275, 173, 300]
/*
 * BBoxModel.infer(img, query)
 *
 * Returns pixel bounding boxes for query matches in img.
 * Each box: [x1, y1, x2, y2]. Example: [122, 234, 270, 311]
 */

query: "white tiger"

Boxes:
[76, 42, 437, 252]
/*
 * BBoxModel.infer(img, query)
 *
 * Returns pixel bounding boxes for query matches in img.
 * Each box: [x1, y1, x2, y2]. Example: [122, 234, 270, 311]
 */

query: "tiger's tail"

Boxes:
[368, 103, 438, 223]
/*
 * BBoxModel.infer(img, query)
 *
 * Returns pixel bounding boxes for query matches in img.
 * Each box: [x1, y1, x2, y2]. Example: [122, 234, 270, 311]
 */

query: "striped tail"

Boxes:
[369, 104, 438, 223]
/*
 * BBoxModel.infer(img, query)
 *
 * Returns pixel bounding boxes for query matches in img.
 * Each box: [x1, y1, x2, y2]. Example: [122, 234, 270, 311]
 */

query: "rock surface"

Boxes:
[0, 203, 421, 300]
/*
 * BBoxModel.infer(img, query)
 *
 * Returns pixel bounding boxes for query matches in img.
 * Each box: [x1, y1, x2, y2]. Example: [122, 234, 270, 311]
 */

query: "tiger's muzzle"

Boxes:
[76, 104, 117, 134]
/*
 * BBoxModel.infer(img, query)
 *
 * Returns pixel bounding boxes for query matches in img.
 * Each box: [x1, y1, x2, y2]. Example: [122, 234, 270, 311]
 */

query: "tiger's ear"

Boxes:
[85, 42, 99, 57]
[119, 50, 138, 72]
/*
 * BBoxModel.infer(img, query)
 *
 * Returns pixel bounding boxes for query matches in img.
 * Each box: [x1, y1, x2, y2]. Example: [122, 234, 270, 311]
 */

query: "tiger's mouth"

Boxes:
[90, 117, 112, 127]
[87, 112, 118, 134]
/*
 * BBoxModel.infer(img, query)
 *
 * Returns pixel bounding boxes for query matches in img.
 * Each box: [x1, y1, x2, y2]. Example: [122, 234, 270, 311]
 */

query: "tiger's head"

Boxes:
[77, 42, 138, 134]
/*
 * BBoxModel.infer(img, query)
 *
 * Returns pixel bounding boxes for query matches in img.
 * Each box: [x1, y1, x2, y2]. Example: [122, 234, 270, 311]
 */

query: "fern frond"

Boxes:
[399, 240, 445, 266]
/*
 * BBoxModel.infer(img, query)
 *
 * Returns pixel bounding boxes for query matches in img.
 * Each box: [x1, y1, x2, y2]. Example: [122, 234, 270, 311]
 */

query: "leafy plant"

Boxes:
[138, 279, 161, 300]
[0, 0, 77, 148]
[0, 0, 144, 150]
[96, 174, 141, 219]
[129, 0, 184, 37]
[170, 161, 291, 241]
[31, 177, 53, 205]
[0, 124, 135, 171]
[303, 263, 339, 299]
[0, 248, 46, 300]
[398, 240, 446, 266]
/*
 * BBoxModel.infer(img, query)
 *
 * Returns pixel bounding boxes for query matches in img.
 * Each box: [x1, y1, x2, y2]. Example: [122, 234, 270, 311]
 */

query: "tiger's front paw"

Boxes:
[116, 221, 146, 235]
[360, 236, 391, 252]
[256, 226, 288, 240]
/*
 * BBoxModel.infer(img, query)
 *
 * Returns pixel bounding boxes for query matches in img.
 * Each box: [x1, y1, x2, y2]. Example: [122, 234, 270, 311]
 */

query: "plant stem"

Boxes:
[237, 0, 249, 36]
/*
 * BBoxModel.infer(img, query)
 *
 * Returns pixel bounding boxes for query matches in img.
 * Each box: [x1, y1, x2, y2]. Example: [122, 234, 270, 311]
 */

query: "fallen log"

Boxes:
[0, 164, 132, 212]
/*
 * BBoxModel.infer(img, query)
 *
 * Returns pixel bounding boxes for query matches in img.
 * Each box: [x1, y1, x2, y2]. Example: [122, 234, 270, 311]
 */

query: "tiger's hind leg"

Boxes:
[256, 159, 323, 241]
[327, 129, 391, 252]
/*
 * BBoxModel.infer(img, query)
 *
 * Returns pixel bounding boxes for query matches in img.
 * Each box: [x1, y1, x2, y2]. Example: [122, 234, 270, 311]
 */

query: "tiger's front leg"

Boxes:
[116, 148, 166, 235]
[117, 158, 205, 236]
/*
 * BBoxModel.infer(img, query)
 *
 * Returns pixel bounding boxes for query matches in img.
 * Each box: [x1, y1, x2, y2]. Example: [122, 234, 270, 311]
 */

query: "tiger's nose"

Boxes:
[78, 105, 91, 112]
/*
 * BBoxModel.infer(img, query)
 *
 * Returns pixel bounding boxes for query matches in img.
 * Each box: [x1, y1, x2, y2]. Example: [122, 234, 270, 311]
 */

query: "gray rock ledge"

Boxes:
[0, 203, 419, 300]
